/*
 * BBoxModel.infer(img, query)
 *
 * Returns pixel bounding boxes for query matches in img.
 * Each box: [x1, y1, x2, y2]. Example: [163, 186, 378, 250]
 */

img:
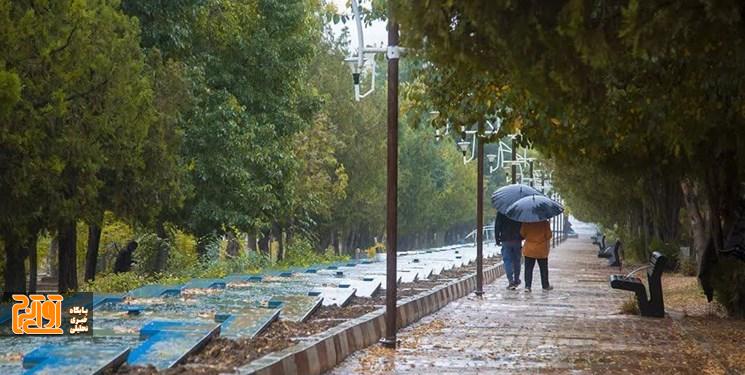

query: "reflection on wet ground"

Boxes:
[331, 227, 745, 374]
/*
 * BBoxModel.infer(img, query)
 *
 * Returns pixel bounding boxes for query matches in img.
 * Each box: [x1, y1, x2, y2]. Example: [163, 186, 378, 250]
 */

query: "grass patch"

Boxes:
[620, 296, 639, 315]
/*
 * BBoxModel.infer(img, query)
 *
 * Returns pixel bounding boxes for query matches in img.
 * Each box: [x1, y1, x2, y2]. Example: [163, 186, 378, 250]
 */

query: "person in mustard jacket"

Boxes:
[520, 220, 553, 292]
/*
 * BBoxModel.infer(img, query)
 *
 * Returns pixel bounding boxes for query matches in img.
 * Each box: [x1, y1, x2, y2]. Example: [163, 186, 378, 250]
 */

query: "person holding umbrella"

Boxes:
[520, 220, 553, 292]
[494, 211, 523, 290]
[502, 194, 564, 292]
[492, 184, 542, 290]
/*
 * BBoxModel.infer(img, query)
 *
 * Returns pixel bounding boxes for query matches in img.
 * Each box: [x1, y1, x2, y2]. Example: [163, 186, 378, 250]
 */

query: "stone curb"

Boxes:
[237, 260, 505, 375]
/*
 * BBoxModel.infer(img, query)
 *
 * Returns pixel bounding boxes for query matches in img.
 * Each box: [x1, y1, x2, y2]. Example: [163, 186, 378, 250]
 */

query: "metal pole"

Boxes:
[556, 194, 559, 246]
[555, 194, 559, 245]
[511, 138, 517, 184]
[557, 196, 561, 245]
[561, 198, 566, 242]
[552, 193, 556, 248]
[561, 198, 564, 243]
[529, 160, 534, 187]
[559, 197, 563, 243]
[381, 12, 399, 349]
[556, 201, 564, 243]
[475, 126, 484, 296]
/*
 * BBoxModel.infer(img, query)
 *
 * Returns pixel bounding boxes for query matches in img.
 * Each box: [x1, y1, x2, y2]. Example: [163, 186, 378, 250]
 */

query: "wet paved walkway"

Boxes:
[329, 235, 738, 374]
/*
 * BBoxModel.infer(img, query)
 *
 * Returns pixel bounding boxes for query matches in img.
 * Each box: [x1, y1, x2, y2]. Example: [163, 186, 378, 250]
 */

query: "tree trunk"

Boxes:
[47, 237, 59, 278]
[85, 223, 102, 282]
[279, 230, 285, 261]
[246, 232, 257, 252]
[226, 231, 240, 258]
[344, 230, 354, 255]
[58, 221, 78, 292]
[258, 232, 270, 254]
[272, 222, 284, 261]
[704, 167, 725, 252]
[2, 233, 27, 300]
[27, 234, 38, 293]
[154, 221, 169, 272]
[681, 179, 709, 263]
[196, 236, 209, 260]
[331, 230, 339, 255]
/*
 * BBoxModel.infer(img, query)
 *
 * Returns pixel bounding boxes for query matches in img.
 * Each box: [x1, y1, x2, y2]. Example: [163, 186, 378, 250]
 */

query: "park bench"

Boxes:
[603, 240, 622, 268]
[594, 235, 607, 256]
[609, 251, 667, 318]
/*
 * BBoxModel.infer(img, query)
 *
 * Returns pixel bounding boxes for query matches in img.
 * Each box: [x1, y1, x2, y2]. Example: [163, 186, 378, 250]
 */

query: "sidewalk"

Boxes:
[329, 236, 741, 374]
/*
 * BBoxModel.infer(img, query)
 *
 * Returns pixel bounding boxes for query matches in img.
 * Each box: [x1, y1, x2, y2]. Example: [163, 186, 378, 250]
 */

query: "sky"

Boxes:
[329, 0, 388, 51]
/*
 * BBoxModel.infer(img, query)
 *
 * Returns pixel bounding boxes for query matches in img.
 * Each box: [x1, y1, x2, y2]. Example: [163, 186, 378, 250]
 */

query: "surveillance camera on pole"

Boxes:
[346, 0, 404, 102]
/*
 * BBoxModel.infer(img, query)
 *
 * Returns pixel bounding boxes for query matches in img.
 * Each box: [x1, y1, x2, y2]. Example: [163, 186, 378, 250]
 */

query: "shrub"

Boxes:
[167, 230, 199, 274]
[711, 261, 745, 318]
[199, 234, 222, 262]
[678, 257, 697, 277]
[277, 237, 348, 268]
[365, 242, 385, 258]
[649, 237, 679, 270]
[80, 272, 151, 293]
[81, 236, 346, 293]
[620, 296, 639, 315]
[133, 233, 170, 276]
[620, 236, 647, 263]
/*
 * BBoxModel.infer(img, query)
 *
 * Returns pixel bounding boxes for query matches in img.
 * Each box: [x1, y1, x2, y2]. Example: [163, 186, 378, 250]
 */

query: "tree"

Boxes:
[392, 0, 745, 315]
[0, 0, 158, 293]
[121, 0, 324, 258]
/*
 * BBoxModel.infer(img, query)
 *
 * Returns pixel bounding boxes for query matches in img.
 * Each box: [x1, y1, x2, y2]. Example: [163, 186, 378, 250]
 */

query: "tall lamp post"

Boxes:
[511, 138, 517, 184]
[381, 9, 400, 349]
[344, 0, 402, 348]
[475, 125, 484, 296]
[454, 123, 499, 297]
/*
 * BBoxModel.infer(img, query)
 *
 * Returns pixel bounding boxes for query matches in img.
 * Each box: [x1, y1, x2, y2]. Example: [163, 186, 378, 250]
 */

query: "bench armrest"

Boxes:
[625, 265, 651, 278]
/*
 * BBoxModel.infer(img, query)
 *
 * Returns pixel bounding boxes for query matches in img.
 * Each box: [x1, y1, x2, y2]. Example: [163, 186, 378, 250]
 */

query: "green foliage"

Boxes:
[132, 233, 170, 276]
[711, 261, 745, 319]
[82, 238, 350, 293]
[277, 237, 347, 268]
[623, 237, 648, 264]
[2, 0, 512, 295]
[620, 296, 640, 315]
[648, 237, 679, 270]
[678, 258, 697, 277]
[393, 0, 745, 315]
[167, 230, 199, 271]
[198, 252, 271, 279]
[0, 69, 20, 116]
[0, 0, 180, 291]
[80, 272, 153, 294]
[97, 213, 136, 272]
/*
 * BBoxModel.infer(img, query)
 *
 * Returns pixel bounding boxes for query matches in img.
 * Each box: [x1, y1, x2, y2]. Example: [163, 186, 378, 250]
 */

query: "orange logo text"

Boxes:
[11, 294, 64, 335]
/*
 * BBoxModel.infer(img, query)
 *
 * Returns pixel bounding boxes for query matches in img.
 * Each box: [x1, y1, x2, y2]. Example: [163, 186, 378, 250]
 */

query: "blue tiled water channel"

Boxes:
[0, 244, 498, 374]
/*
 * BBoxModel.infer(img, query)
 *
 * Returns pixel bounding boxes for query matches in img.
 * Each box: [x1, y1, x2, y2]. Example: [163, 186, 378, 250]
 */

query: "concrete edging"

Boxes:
[237, 260, 505, 375]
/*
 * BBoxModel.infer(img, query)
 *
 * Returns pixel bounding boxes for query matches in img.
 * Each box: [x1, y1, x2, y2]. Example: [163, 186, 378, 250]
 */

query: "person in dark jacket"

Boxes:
[114, 240, 138, 273]
[495, 212, 523, 290]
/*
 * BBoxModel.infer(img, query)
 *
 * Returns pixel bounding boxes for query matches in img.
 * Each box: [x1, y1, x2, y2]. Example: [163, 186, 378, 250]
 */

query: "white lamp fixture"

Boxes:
[457, 139, 470, 155]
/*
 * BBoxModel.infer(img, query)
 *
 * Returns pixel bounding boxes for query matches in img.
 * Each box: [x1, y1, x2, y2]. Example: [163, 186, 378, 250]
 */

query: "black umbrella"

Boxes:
[504, 194, 564, 223]
[491, 184, 543, 213]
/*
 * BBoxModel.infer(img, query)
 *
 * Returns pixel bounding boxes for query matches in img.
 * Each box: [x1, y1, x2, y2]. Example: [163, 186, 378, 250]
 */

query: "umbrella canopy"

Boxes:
[504, 194, 564, 223]
[491, 184, 543, 213]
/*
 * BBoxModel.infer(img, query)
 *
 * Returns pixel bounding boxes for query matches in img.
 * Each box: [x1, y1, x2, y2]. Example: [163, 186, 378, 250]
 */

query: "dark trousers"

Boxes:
[524, 257, 549, 289]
